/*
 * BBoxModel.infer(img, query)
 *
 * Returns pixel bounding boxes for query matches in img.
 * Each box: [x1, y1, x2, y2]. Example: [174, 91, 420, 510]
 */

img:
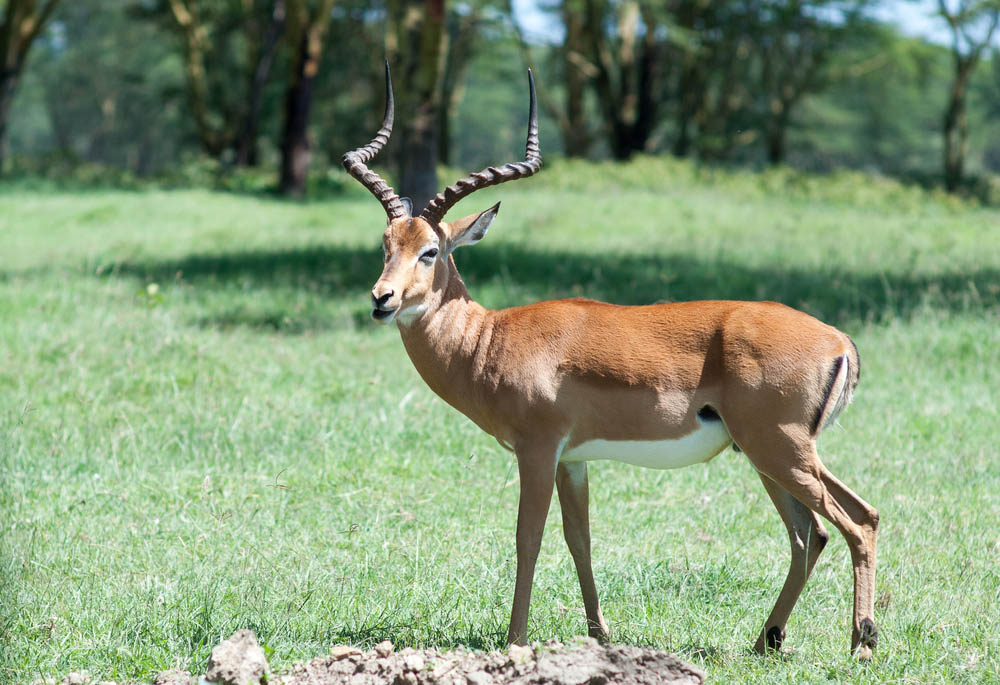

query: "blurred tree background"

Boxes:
[3, 0, 1000, 199]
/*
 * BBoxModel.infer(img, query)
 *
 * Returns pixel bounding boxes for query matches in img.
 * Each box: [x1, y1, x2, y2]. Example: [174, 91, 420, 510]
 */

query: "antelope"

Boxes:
[342, 64, 880, 660]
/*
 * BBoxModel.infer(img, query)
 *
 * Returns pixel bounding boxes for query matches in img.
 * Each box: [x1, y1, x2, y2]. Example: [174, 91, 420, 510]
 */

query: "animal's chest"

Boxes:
[559, 419, 732, 470]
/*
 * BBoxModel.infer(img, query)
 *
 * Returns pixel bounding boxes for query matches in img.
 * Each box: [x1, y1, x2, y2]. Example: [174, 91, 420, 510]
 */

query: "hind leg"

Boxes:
[743, 428, 879, 659]
[753, 472, 830, 654]
[556, 462, 610, 641]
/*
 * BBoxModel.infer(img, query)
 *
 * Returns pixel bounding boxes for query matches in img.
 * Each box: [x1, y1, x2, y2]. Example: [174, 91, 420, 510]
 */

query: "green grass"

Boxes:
[2, 158, 999, 683]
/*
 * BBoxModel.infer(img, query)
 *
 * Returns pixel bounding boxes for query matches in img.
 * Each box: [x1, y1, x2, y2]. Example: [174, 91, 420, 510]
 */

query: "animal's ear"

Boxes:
[444, 202, 500, 252]
[400, 197, 413, 216]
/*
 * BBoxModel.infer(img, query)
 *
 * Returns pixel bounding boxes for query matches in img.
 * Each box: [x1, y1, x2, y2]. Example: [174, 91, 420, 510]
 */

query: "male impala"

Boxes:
[343, 64, 880, 660]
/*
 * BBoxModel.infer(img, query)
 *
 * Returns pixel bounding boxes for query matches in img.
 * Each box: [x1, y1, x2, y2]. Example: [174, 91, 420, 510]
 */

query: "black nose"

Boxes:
[373, 290, 394, 307]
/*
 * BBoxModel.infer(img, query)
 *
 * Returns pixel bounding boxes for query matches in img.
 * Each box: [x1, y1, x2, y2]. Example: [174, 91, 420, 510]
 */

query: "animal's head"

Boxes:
[342, 63, 540, 326]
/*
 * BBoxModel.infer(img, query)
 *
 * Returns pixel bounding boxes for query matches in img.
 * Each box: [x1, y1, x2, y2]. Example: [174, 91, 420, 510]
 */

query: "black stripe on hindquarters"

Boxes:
[812, 355, 845, 435]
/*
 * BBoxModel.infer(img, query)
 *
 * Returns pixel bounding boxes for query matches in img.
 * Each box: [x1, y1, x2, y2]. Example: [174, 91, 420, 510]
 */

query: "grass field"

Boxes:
[2, 158, 999, 683]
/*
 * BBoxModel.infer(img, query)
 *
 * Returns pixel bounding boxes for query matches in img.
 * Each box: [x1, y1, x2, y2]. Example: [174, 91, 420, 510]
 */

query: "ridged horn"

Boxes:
[419, 70, 541, 225]
[342, 61, 409, 221]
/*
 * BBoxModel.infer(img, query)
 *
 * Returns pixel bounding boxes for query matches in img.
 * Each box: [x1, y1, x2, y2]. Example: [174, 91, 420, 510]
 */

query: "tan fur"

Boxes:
[369, 211, 879, 659]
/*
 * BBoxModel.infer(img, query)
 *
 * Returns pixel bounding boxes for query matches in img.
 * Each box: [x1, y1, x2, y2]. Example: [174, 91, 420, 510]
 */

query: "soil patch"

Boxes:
[274, 637, 704, 685]
[52, 631, 705, 685]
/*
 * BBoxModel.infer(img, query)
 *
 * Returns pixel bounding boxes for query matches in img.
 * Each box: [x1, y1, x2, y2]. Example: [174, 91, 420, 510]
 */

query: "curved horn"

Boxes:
[420, 70, 541, 226]
[342, 61, 409, 221]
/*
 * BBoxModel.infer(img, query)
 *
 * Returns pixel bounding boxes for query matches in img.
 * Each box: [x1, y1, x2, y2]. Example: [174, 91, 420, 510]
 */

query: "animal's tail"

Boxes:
[812, 335, 861, 437]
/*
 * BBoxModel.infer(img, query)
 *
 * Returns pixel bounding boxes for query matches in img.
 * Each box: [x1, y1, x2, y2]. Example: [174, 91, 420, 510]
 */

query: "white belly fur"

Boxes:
[560, 420, 732, 470]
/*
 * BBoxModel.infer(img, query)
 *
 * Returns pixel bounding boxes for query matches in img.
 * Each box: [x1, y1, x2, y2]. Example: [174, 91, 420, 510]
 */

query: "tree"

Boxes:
[508, 0, 596, 158]
[670, 0, 711, 159]
[0, 0, 60, 172]
[278, 0, 335, 195]
[28, 0, 188, 175]
[164, 0, 286, 164]
[936, 0, 999, 191]
[752, 0, 858, 165]
[438, 2, 485, 165]
[582, 0, 670, 160]
[667, 0, 858, 165]
[236, 0, 287, 166]
[166, 0, 226, 156]
[793, 20, 946, 175]
[386, 0, 448, 210]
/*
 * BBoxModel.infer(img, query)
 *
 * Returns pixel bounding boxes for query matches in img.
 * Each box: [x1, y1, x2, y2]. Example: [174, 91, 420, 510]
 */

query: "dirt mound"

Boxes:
[204, 629, 269, 685]
[273, 636, 703, 685]
[49, 631, 704, 685]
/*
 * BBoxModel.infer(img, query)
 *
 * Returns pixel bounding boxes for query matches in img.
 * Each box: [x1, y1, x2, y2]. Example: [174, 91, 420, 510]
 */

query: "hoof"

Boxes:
[766, 626, 784, 651]
[753, 626, 784, 655]
[853, 619, 878, 661]
[587, 620, 611, 644]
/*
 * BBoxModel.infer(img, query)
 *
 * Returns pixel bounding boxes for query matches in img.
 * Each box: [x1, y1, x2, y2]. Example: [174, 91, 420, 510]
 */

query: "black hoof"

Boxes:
[859, 618, 879, 650]
[766, 626, 784, 651]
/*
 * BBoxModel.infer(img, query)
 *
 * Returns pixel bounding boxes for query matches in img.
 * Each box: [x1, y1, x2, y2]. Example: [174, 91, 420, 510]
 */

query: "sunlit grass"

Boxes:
[2, 159, 998, 683]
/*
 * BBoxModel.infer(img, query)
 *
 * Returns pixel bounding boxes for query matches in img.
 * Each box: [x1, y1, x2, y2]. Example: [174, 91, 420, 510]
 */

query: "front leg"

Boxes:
[507, 439, 559, 646]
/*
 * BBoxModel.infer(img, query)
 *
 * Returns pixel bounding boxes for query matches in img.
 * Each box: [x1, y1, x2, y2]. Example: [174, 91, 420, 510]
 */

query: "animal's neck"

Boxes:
[396, 260, 494, 430]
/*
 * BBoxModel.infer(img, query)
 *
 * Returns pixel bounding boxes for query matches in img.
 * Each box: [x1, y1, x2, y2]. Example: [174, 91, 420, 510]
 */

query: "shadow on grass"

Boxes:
[101, 243, 999, 331]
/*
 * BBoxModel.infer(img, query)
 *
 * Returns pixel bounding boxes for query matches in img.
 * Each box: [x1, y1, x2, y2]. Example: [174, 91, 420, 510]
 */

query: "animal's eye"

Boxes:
[420, 247, 439, 262]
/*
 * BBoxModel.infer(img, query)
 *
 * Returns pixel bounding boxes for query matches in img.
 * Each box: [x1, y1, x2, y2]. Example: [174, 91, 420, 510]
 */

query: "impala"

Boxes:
[342, 64, 880, 660]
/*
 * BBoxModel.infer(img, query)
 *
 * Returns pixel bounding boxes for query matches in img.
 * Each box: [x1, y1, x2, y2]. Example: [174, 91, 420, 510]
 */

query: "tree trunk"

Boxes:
[605, 42, 657, 159]
[236, 0, 286, 167]
[630, 21, 658, 153]
[0, 70, 18, 171]
[943, 62, 971, 192]
[766, 120, 787, 165]
[561, 3, 591, 157]
[585, 0, 624, 159]
[388, 0, 448, 212]
[400, 105, 439, 209]
[0, 0, 61, 174]
[673, 62, 702, 158]
[562, 59, 590, 157]
[670, 0, 703, 159]
[507, 0, 593, 158]
[168, 0, 231, 157]
[584, 0, 661, 161]
[765, 94, 792, 166]
[437, 5, 477, 166]
[936, 4, 998, 193]
[278, 0, 334, 196]
[279, 33, 315, 195]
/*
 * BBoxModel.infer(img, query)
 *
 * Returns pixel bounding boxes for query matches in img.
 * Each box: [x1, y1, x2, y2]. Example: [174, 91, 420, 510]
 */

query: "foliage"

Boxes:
[538, 155, 974, 211]
[4, 0, 1000, 193]
[934, 0, 1000, 189]
[0, 0, 61, 169]
[9, 0, 190, 175]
